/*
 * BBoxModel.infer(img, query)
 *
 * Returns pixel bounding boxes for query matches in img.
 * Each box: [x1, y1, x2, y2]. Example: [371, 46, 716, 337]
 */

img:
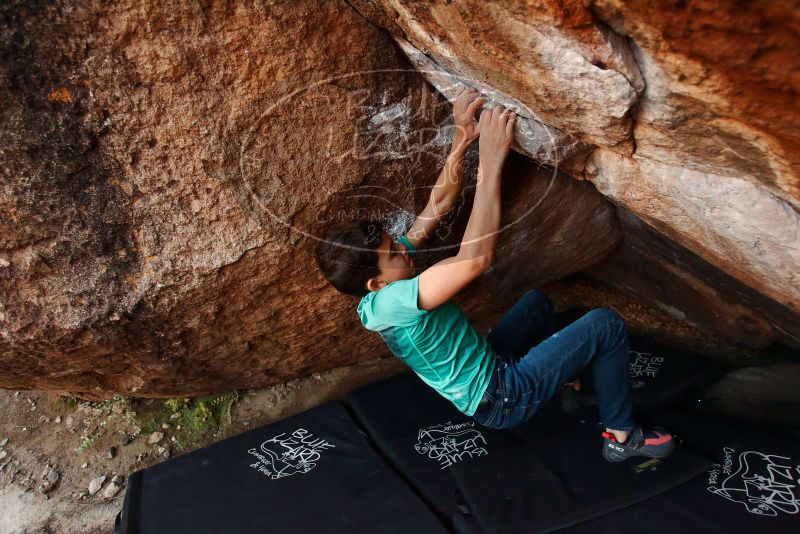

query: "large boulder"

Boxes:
[0, 0, 619, 397]
[351, 0, 800, 347]
[0, 0, 442, 396]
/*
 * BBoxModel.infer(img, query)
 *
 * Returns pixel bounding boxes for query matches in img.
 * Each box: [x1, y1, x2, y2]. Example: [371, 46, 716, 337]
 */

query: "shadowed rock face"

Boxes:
[0, 0, 618, 397]
[700, 364, 800, 439]
[588, 208, 800, 348]
[351, 0, 800, 347]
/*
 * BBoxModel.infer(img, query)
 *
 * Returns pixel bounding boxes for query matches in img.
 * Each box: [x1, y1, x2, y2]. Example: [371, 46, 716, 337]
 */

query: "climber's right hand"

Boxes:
[477, 106, 516, 178]
[452, 86, 485, 146]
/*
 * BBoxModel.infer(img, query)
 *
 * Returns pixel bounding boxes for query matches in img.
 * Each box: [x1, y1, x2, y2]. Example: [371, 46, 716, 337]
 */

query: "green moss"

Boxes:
[74, 431, 101, 453]
[70, 395, 137, 454]
[61, 395, 80, 408]
[135, 391, 239, 452]
[63, 391, 239, 455]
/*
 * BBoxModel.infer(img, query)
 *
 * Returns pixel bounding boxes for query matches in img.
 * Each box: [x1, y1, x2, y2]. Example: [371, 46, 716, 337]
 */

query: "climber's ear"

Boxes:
[366, 276, 385, 293]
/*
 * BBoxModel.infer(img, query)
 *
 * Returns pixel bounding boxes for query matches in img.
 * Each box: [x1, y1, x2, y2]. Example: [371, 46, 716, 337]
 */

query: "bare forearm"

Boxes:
[429, 138, 469, 213]
[454, 104, 515, 266]
[458, 168, 501, 262]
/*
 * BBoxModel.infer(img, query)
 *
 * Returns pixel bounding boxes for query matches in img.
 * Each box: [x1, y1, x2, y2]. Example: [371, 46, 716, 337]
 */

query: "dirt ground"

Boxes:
[1, 281, 793, 534]
[0, 357, 406, 534]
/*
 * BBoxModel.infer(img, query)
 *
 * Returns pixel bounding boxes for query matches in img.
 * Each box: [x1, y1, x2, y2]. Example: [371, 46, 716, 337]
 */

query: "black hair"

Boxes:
[314, 220, 385, 297]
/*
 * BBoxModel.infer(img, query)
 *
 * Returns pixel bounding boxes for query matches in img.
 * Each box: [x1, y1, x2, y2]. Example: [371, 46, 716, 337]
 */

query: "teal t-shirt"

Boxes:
[357, 235, 495, 416]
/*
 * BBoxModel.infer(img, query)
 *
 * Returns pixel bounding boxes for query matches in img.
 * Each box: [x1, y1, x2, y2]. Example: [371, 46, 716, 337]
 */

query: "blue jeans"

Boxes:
[471, 290, 635, 432]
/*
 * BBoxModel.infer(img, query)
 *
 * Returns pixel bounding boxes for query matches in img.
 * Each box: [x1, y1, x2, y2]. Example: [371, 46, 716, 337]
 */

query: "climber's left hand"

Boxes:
[452, 86, 486, 147]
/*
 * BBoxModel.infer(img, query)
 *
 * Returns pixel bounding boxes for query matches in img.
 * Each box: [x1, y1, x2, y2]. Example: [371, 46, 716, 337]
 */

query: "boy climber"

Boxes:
[315, 87, 675, 462]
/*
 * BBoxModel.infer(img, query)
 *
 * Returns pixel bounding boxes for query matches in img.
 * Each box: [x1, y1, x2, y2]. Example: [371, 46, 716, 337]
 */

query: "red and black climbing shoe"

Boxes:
[601, 425, 676, 462]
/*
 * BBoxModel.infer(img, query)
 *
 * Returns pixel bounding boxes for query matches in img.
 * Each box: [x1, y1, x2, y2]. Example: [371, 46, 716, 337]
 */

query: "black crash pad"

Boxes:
[347, 371, 522, 533]
[116, 401, 446, 534]
[347, 371, 589, 533]
[449, 422, 711, 534]
[558, 410, 800, 534]
[568, 336, 717, 415]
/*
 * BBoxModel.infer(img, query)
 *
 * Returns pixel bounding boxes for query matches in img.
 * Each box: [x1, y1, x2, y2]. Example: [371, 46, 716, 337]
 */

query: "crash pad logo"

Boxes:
[629, 351, 663, 388]
[247, 428, 335, 480]
[414, 421, 488, 469]
[706, 446, 800, 516]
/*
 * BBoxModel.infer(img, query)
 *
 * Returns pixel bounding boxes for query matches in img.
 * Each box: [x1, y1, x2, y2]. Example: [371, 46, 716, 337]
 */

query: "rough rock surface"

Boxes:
[0, 0, 618, 397]
[700, 364, 800, 439]
[350, 0, 643, 151]
[588, 208, 800, 348]
[351, 0, 800, 346]
[393, 37, 592, 172]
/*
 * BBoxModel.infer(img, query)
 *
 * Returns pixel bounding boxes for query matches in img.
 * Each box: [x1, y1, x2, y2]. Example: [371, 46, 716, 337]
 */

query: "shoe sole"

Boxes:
[602, 440, 676, 462]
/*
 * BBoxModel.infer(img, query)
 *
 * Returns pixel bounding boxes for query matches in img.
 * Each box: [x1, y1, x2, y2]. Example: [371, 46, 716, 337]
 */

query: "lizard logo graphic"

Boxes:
[248, 428, 335, 480]
[414, 421, 488, 469]
[707, 448, 800, 517]
[629, 351, 663, 381]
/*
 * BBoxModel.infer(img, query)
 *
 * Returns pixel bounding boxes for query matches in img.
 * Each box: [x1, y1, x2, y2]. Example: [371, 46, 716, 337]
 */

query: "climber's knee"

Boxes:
[523, 289, 553, 315]
[584, 308, 625, 331]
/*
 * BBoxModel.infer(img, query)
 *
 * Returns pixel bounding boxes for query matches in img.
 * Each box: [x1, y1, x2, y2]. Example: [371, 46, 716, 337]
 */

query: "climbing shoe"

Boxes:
[601, 424, 676, 462]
